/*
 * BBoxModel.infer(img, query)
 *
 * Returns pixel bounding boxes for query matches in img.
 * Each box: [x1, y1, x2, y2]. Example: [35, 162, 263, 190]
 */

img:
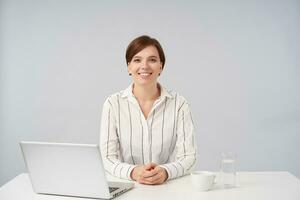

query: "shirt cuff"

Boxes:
[159, 164, 172, 180]
[126, 165, 137, 180]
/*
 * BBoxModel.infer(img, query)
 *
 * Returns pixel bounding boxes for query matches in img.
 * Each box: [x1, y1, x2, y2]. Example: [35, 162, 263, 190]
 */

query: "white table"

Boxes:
[0, 172, 300, 200]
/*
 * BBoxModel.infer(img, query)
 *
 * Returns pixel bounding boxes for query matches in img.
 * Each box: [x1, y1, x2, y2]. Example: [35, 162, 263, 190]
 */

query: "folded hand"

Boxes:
[131, 163, 168, 185]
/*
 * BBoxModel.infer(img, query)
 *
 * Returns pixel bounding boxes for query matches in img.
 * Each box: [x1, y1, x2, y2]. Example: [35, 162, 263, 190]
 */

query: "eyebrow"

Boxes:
[148, 56, 158, 59]
[132, 55, 158, 59]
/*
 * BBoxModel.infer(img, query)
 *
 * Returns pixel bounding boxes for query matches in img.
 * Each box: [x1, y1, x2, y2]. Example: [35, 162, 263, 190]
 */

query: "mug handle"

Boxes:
[213, 172, 219, 185]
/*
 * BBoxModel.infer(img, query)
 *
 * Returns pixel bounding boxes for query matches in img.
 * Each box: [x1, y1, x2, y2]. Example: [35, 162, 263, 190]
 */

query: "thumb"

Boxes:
[144, 162, 157, 170]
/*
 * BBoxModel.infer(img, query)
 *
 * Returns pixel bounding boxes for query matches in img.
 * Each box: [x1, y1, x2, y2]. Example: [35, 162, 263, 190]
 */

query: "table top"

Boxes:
[0, 172, 300, 200]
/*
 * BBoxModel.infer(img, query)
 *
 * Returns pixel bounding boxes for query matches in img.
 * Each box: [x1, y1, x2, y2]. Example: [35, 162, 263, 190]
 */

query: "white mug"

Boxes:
[191, 171, 216, 191]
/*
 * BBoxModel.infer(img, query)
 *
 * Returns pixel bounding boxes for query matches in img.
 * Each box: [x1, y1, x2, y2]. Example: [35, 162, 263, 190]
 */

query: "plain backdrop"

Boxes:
[0, 0, 299, 186]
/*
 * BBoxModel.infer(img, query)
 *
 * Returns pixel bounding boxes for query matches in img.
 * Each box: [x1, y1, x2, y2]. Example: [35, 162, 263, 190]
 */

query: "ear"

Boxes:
[127, 63, 132, 75]
[158, 64, 163, 76]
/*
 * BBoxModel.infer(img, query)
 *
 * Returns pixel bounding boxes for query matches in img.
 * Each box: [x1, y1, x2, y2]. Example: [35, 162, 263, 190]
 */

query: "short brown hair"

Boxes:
[126, 35, 166, 69]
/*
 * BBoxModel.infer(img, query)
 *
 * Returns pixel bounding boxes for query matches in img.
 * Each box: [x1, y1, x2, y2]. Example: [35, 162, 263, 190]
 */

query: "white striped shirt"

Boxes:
[99, 83, 197, 181]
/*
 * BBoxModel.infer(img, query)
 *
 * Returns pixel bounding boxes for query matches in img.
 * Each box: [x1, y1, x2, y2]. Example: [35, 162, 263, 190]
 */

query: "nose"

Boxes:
[140, 60, 150, 69]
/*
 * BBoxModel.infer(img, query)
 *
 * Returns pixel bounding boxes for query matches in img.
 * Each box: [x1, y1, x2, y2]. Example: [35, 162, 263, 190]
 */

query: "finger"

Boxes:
[142, 170, 159, 178]
[139, 177, 159, 185]
[140, 174, 164, 185]
[152, 176, 165, 185]
[145, 166, 164, 175]
[144, 162, 157, 170]
[143, 169, 167, 184]
[141, 171, 162, 182]
[144, 163, 153, 169]
[152, 172, 167, 185]
[142, 167, 159, 178]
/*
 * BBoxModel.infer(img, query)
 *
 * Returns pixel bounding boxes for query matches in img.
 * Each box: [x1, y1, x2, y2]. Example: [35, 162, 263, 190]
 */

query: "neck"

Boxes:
[132, 82, 160, 102]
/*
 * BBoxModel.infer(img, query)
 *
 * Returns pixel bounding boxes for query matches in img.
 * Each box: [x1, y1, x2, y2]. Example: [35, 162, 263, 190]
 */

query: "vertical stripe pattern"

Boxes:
[127, 100, 135, 165]
[99, 84, 197, 181]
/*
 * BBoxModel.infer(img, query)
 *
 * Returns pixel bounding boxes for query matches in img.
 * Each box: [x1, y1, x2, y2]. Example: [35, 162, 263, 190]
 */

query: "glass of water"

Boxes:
[219, 152, 236, 189]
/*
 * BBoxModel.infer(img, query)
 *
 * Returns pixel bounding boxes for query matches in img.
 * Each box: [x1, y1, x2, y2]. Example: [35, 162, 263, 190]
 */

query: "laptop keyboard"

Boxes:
[109, 187, 119, 193]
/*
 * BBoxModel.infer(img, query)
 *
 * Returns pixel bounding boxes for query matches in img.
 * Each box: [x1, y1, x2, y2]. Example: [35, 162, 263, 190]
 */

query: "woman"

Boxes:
[100, 35, 197, 185]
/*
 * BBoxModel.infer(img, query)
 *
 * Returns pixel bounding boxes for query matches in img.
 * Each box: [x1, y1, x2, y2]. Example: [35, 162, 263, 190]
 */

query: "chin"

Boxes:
[134, 79, 157, 86]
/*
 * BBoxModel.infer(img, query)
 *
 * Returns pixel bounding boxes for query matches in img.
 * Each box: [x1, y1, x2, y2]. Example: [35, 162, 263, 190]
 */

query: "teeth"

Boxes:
[140, 73, 151, 76]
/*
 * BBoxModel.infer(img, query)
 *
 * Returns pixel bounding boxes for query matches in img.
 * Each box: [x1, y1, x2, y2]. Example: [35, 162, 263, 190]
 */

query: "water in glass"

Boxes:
[220, 153, 236, 188]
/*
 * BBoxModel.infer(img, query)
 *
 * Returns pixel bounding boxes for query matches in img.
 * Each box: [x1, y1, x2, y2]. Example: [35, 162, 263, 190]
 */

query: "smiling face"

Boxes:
[128, 45, 163, 86]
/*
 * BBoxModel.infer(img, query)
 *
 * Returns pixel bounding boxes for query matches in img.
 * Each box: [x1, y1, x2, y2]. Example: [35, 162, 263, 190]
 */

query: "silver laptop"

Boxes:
[20, 141, 134, 199]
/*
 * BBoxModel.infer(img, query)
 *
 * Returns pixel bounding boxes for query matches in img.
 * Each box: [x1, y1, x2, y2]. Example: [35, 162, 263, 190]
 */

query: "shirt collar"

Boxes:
[121, 83, 173, 99]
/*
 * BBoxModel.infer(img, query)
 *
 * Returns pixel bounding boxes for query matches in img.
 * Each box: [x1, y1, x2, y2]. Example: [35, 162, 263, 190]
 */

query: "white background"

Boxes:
[0, 0, 299, 186]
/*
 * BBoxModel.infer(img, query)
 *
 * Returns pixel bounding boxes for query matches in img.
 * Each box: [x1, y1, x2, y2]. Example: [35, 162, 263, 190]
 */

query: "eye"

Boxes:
[132, 58, 141, 63]
[149, 58, 157, 63]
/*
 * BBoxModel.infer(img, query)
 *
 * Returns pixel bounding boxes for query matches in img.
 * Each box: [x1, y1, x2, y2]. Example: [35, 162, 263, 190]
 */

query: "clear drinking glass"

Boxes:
[219, 152, 236, 188]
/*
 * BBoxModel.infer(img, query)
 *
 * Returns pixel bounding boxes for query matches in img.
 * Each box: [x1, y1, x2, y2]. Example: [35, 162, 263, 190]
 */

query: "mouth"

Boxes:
[138, 72, 152, 78]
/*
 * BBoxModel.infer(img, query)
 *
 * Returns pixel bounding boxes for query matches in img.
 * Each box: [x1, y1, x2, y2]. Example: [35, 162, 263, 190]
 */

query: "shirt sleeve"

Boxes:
[99, 98, 137, 180]
[160, 101, 197, 180]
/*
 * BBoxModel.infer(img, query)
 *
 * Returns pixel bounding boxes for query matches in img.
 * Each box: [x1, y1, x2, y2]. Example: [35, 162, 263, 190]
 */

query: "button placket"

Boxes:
[130, 96, 151, 164]
[129, 96, 167, 164]
[146, 97, 166, 163]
